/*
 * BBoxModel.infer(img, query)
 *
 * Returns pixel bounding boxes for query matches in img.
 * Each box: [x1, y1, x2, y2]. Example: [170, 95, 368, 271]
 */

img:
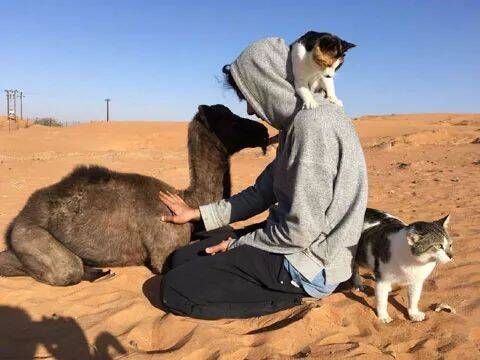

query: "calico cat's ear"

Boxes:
[436, 214, 450, 229]
[406, 228, 421, 246]
[341, 40, 356, 52]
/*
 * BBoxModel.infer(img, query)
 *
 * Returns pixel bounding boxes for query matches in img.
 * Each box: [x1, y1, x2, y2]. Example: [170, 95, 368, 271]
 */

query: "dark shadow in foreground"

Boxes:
[0, 305, 126, 360]
[142, 274, 165, 310]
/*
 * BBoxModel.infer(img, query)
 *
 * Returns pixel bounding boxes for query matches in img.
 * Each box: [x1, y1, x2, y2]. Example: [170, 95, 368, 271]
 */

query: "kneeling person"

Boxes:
[159, 36, 368, 319]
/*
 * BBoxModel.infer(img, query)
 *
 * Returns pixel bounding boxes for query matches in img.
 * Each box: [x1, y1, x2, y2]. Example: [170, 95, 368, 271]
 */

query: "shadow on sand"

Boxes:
[0, 305, 126, 360]
[340, 278, 411, 320]
[142, 274, 164, 309]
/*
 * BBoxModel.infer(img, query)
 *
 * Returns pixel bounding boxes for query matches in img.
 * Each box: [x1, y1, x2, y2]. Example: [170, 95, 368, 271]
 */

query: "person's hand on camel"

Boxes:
[159, 191, 200, 224]
[159, 191, 233, 254]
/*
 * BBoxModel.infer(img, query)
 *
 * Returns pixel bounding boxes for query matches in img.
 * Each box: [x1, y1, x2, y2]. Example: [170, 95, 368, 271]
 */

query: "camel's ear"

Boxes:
[197, 105, 211, 129]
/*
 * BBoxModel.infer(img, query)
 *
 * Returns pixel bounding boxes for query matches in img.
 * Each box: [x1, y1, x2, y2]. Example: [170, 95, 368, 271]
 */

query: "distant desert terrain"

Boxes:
[1, 113, 479, 359]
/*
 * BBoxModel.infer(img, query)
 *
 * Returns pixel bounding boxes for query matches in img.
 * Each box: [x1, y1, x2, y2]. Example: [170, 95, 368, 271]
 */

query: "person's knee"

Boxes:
[163, 243, 197, 272]
[160, 271, 175, 305]
[165, 242, 207, 271]
[170, 248, 184, 268]
[160, 270, 193, 316]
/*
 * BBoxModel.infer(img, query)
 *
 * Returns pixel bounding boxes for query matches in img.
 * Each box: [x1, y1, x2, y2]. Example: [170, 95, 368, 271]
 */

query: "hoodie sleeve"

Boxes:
[199, 160, 277, 231]
[229, 115, 337, 253]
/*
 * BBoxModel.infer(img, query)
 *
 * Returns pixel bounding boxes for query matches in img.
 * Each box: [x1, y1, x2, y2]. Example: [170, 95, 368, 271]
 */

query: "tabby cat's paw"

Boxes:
[378, 314, 393, 323]
[408, 310, 425, 322]
[302, 98, 319, 110]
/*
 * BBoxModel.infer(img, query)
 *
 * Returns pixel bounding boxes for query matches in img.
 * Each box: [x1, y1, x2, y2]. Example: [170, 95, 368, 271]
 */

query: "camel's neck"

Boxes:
[181, 123, 231, 208]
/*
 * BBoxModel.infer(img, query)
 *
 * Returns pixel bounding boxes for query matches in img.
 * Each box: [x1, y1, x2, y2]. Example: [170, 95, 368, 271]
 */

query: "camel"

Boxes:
[0, 104, 269, 286]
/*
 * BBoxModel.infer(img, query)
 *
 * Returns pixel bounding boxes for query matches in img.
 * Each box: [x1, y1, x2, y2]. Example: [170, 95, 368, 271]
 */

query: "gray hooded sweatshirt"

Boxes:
[199, 38, 368, 285]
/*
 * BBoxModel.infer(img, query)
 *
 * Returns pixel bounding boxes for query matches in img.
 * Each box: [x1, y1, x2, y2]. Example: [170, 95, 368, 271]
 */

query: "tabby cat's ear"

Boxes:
[436, 214, 450, 229]
[406, 229, 421, 246]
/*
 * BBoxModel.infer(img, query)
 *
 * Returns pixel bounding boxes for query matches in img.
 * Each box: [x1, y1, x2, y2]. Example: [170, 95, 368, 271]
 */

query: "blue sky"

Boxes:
[1, 0, 479, 122]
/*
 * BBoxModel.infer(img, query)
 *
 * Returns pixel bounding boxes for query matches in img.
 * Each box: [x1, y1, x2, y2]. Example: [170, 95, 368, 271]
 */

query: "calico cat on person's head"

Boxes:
[354, 208, 452, 323]
[291, 31, 356, 109]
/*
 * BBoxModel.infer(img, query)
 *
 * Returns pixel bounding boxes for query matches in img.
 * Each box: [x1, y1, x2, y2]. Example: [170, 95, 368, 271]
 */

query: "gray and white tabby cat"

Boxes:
[354, 208, 452, 323]
[291, 31, 356, 109]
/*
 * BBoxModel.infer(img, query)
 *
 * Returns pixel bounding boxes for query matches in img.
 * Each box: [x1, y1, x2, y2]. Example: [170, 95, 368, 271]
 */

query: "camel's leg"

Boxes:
[0, 250, 28, 276]
[147, 231, 184, 274]
[9, 222, 104, 286]
[140, 223, 188, 274]
[149, 247, 174, 274]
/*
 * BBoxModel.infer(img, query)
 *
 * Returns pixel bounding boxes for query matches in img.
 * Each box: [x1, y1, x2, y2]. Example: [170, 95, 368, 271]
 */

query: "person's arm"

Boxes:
[199, 159, 277, 231]
[159, 159, 277, 229]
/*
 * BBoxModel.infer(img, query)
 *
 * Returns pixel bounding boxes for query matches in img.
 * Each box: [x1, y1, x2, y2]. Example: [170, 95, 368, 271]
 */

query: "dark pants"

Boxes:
[160, 224, 306, 319]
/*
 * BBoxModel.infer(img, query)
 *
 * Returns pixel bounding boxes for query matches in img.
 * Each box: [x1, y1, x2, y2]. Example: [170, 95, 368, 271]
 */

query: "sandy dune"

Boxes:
[1, 113, 479, 359]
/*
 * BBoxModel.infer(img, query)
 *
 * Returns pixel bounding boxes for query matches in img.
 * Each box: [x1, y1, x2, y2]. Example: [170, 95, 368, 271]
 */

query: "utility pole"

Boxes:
[104, 98, 111, 122]
[4, 90, 10, 131]
[4, 89, 17, 131]
[4, 89, 24, 130]
[19, 91, 25, 122]
[13, 90, 18, 129]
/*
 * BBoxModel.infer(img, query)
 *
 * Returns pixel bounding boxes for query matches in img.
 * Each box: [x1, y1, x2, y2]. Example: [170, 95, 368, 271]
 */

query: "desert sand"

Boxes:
[0, 113, 479, 359]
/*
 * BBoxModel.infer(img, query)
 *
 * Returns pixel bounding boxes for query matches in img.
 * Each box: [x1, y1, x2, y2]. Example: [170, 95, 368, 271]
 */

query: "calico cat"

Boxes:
[354, 209, 452, 323]
[291, 31, 356, 109]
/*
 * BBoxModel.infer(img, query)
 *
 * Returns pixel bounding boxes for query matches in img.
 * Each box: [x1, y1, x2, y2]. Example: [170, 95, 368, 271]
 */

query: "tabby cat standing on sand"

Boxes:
[291, 31, 356, 109]
[354, 209, 453, 323]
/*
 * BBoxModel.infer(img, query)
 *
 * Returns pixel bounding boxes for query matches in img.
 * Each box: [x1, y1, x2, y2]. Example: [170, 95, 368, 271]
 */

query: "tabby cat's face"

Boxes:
[406, 215, 452, 264]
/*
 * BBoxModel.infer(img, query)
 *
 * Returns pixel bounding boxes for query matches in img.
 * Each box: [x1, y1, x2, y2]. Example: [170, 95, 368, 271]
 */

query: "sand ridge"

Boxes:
[1, 113, 479, 359]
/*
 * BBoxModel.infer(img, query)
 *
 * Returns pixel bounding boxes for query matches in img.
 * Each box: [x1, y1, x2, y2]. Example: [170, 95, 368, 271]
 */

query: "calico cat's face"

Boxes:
[406, 215, 452, 264]
[312, 34, 356, 78]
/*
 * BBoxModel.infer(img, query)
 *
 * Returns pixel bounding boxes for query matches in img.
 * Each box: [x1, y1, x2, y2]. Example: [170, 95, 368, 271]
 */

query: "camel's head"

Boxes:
[196, 104, 269, 155]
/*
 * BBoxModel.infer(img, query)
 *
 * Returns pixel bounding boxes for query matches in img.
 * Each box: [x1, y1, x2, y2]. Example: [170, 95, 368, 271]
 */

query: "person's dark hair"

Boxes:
[222, 65, 245, 101]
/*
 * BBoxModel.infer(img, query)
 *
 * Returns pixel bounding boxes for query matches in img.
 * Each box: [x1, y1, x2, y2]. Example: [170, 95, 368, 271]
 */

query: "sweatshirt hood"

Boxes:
[230, 37, 303, 131]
